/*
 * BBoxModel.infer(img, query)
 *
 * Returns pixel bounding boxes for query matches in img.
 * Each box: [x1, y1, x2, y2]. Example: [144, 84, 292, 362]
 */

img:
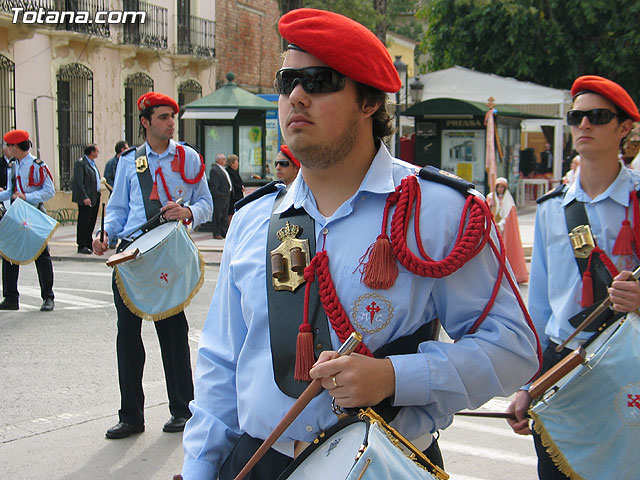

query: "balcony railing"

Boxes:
[1, 0, 110, 38]
[176, 13, 215, 58]
[121, 0, 167, 50]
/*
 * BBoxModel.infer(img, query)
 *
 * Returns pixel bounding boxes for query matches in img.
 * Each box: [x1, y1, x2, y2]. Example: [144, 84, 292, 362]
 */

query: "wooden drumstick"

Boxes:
[234, 332, 362, 480]
[555, 264, 640, 352]
[100, 203, 105, 243]
[455, 410, 517, 420]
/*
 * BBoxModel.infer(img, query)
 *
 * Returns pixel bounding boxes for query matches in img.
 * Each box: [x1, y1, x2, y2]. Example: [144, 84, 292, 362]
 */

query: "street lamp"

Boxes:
[393, 55, 407, 156]
[409, 77, 424, 104]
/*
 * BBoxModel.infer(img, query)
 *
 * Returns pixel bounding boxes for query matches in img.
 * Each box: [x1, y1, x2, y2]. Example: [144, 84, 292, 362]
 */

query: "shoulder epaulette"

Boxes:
[33, 158, 43, 165]
[179, 141, 199, 155]
[417, 165, 475, 195]
[234, 180, 283, 211]
[120, 146, 137, 157]
[536, 183, 566, 204]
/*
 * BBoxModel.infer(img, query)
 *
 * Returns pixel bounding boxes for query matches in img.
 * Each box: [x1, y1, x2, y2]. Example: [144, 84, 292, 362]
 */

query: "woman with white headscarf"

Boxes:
[487, 177, 528, 283]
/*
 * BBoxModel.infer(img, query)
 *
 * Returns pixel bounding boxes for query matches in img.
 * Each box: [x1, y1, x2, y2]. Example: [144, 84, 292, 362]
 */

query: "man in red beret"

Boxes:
[506, 75, 640, 479]
[180, 8, 539, 479]
[275, 145, 300, 187]
[92, 92, 212, 440]
[0, 129, 56, 311]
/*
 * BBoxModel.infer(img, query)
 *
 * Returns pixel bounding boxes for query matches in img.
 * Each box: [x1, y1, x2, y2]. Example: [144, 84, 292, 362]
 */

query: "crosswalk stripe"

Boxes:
[439, 440, 537, 466]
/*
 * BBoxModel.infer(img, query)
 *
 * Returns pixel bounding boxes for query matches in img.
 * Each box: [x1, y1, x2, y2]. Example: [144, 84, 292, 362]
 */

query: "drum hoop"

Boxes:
[128, 221, 180, 256]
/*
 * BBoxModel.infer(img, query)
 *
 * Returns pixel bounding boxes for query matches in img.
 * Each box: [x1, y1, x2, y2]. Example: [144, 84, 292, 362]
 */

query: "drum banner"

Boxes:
[530, 315, 640, 479]
[114, 222, 204, 321]
[0, 197, 58, 265]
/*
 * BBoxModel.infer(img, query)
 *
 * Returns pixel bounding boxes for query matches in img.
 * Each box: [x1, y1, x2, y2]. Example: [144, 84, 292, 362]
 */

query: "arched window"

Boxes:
[124, 73, 154, 147]
[57, 63, 93, 191]
[178, 79, 202, 147]
[0, 55, 16, 137]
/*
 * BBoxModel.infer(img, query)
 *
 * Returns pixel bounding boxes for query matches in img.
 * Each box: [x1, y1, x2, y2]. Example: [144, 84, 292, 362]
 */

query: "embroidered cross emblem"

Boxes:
[160, 272, 169, 283]
[22, 220, 28, 227]
[366, 301, 380, 324]
[627, 394, 640, 410]
[176, 187, 184, 196]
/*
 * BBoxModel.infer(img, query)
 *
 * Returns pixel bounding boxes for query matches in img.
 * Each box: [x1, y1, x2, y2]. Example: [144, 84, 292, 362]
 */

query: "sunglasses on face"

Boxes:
[566, 109, 618, 126]
[275, 67, 347, 95]
[275, 160, 291, 168]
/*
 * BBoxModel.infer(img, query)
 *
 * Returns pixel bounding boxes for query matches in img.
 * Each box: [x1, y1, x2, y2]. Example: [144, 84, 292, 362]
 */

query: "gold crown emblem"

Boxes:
[276, 221, 300, 242]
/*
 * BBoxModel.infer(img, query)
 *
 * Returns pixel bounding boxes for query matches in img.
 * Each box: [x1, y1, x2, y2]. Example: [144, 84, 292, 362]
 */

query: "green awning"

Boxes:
[181, 72, 277, 120]
[403, 98, 558, 119]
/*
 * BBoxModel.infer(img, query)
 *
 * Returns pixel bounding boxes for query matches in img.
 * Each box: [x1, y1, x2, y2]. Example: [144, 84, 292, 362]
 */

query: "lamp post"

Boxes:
[393, 55, 407, 157]
[409, 76, 424, 105]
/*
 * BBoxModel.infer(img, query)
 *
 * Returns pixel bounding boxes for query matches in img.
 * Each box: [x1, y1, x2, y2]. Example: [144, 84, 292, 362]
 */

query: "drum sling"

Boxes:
[135, 145, 162, 226]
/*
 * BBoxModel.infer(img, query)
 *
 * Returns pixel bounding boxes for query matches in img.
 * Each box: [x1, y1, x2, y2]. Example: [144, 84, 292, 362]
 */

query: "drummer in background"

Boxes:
[0, 129, 55, 312]
[92, 92, 212, 440]
[178, 8, 539, 479]
[506, 75, 640, 478]
[275, 145, 300, 188]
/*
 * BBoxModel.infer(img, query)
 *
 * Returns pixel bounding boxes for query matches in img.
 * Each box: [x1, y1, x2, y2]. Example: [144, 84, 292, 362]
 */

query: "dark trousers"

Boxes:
[2, 247, 54, 302]
[76, 200, 99, 249]
[212, 193, 230, 237]
[219, 432, 444, 480]
[532, 342, 572, 480]
[112, 275, 193, 424]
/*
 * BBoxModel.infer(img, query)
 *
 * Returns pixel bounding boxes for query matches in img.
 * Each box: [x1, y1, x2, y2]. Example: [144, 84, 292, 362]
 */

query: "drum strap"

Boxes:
[267, 190, 332, 399]
[9, 160, 17, 199]
[135, 144, 162, 222]
[564, 199, 619, 331]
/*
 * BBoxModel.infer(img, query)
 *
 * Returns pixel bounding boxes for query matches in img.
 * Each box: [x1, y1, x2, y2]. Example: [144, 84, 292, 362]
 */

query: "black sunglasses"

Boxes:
[567, 109, 618, 126]
[275, 67, 346, 95]
[275, 160, 290, 167]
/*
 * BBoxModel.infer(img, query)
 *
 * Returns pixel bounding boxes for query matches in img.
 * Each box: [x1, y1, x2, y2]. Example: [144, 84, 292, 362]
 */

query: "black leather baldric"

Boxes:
[134, 145, 162, 222]
[266, 196, 332, 399]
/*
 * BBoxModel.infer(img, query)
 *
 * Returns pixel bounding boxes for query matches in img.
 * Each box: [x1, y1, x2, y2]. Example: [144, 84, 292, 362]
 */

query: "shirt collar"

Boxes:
[562, 160, 633, 207]
[274, 143, 397, 215]
[145, 139, 175, 158]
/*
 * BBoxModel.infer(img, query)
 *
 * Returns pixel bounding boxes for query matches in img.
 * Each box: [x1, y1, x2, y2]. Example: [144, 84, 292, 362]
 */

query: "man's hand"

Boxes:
[506, 389, 533, 435]
[92, 233, 109, 256]
[161, 201, 192, 222]
[83, 198, 91, 206]
[609, 270, 640, 312]
[12, 192, 25, 201]
[309, 352, 395, 408]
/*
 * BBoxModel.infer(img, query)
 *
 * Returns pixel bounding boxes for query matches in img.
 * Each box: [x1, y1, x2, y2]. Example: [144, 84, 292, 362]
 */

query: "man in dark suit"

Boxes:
[208, 153, 232, 239]
[0, 146, 9, 191]
[72, 144, 101, 254]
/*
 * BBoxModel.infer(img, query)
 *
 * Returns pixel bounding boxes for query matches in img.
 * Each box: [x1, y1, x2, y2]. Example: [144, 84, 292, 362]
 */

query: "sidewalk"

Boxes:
[47, 204, 537, 266]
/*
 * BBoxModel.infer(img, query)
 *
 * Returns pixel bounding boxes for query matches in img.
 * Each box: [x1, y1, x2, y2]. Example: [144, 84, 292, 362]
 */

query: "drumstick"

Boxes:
[234, 332, 362, 480]
[100, 203, 105, 243]
[133, 197, 184, 235]
[455, 410, 517, 420]
[555, 264, 640, 352]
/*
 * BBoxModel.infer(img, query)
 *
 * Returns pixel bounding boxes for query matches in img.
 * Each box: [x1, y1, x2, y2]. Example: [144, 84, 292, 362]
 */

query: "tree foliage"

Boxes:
[419, 0, 640, 99]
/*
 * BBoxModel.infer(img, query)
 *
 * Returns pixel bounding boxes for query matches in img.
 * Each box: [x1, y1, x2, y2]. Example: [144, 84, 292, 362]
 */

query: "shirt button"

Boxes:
[316, 343, 323, 350]
[305, 425, 313, 432]
[321, 228, 329, 235]
[361, 195, 366, 200]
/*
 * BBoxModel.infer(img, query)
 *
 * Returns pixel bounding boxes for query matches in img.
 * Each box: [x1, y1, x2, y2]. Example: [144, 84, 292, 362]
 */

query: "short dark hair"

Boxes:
[115, 140, 128, 154]
[15, 139, 31, 152]
[84, 144, 98, 156]
[355, 82, 394, 140]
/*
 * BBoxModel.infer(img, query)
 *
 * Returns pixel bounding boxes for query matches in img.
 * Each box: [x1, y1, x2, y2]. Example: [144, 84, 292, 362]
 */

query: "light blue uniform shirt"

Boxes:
[529, 162, 640, 353]
[104, 140, 212, 240]
[181, 144, 539, 479]
[0, 153, 55, 205]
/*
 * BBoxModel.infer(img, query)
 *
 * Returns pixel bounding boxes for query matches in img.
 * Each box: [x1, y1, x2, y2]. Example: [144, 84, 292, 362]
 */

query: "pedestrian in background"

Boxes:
[225, 153, 244, 221]
[72, 144, 101, 255]
[103, 140, 129, 248]
[208, 152, 231, 239]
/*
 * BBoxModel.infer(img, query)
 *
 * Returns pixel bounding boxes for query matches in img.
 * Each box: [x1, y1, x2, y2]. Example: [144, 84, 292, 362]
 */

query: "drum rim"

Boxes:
[128, 220, 181, 255]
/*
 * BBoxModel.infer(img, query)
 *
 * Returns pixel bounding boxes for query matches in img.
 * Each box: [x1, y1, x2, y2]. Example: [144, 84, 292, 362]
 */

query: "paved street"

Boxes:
[1, 205, 540, 479]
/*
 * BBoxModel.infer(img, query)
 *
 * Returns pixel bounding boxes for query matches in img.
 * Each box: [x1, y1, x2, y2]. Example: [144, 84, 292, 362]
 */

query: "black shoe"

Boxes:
[40, 298, 54, 311]
[105, 422, 145, 439]
[163, 416, 189, 433]
[77, 247, 93, 254]
[0, 299, 18, 310]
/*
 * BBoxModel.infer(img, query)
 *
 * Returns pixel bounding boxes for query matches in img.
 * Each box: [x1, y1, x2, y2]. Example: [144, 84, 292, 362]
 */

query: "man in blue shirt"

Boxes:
[92, 92, 212, 440]
[72, 144, 101, 254]
[507, 75, 640, 479]
[179, 9, 539, 480]
[0, 129, 55, 311]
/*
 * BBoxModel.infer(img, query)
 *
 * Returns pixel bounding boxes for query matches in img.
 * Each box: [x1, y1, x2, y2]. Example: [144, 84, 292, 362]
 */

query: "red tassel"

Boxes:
[581, 271, 594, 307]
[294, 323, 314, 382]
[613, 219, 634, 255]
[171, 152, 181, 172]
[360, 234, 398, 290]
[149, 182, 159, 201]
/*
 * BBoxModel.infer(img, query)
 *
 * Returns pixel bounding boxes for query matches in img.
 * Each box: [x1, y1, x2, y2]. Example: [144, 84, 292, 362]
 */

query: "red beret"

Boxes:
[137, 92, 179, 114]
[571, 75, 640, 122]
[3, 129, 29, 144]
[279, 145, 300, 168]
[279, 8, 401, 93]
